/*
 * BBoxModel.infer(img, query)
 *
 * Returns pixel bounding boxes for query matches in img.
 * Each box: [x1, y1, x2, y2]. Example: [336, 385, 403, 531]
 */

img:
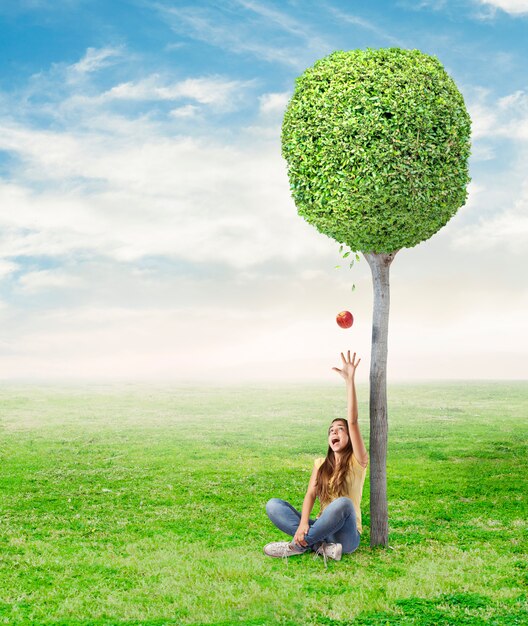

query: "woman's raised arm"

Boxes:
[332, 351, 368, 468]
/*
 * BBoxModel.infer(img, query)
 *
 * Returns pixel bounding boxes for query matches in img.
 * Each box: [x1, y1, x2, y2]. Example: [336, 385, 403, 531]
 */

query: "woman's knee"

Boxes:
[265, 497, 284, 518]
[332, 497, 355, 517]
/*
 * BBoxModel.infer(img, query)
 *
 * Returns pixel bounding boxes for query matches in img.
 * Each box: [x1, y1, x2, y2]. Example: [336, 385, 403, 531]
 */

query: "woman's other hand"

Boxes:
[293, 522, 309, 547]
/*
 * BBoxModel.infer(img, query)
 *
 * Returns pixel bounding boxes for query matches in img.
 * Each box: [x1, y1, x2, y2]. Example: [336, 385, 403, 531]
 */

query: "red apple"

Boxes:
[336, 310, 354, 329]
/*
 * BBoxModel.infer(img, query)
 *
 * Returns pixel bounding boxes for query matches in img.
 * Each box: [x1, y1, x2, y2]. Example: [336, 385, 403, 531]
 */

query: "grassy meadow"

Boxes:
[0, 381, 526, 625]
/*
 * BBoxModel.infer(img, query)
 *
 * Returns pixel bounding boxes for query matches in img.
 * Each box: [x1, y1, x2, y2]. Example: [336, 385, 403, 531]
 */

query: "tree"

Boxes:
[281, 48, 471, 547]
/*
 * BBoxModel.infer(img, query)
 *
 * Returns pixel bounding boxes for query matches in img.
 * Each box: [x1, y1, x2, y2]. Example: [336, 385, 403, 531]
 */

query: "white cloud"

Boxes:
[100, 75, 254, 110]
[259, 92, 290, 116]
[0, 119, 331, 269]
[10, 47, 255, 125]
[327, 6, 406, 46]
[157, 4, 330, 69]
[69, 46, 123, 76]
[454, 181, 528, 252]
[18, 269, 82, 293]
[468, 101, 498, 140]
[477, 0, 528, 15]
[0, 260, 18, 279]
[498, 90, 528, 109]
[396, 0, 448, 10]
[468, 88, 528, 141]
[170, 104, 199, 118]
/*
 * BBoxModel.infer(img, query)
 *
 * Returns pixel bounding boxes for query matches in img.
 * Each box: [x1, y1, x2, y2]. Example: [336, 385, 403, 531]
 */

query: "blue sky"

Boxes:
[0, 0, 527, 381]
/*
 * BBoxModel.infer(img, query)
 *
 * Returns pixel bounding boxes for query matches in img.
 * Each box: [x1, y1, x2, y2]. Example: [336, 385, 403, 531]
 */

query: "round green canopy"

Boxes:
[282, 48, 472, 253]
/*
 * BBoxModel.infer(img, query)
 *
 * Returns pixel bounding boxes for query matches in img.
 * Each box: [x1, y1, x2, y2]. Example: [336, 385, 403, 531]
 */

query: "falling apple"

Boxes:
[336, 310, 354, 329]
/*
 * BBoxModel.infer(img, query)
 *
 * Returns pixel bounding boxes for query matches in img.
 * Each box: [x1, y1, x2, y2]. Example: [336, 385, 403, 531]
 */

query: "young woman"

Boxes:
[264, 351, 368, 562]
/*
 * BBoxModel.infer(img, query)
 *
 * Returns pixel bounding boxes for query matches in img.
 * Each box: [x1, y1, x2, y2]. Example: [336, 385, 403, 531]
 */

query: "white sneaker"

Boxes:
[314, 542, 342, 566]
[263, 541, 306, 558]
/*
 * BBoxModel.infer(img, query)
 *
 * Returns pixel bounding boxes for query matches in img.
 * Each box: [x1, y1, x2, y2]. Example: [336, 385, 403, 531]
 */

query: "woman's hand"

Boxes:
[332, 350, 361, 384]
[293, 522, 310, 547]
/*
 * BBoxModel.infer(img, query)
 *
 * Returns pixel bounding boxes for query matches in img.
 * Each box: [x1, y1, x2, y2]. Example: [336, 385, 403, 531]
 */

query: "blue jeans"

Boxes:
[266, 496, 360, 553]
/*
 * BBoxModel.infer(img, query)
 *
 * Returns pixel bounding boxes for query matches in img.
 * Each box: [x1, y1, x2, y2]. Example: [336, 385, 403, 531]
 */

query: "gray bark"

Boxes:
[363, 251, 398, 547]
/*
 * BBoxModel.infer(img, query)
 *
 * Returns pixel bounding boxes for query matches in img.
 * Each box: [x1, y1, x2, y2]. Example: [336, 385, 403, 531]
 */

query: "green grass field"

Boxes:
[0, 382, 526, 625]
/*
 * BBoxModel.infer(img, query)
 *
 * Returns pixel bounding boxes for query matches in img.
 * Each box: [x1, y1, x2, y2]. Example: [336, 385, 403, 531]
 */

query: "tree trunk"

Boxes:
[363, 251, 398, 547]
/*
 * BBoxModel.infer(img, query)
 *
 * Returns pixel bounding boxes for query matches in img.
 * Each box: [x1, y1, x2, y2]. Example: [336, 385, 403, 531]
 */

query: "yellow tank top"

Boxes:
[314, 455, 367, 533]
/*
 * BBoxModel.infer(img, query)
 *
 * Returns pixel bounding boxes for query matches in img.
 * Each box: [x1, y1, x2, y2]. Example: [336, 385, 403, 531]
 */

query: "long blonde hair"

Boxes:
[315, 419, 353, 504]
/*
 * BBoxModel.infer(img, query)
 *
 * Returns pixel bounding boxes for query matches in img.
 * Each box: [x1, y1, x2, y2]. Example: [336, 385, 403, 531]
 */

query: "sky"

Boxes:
[0, 0, 527, 383]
